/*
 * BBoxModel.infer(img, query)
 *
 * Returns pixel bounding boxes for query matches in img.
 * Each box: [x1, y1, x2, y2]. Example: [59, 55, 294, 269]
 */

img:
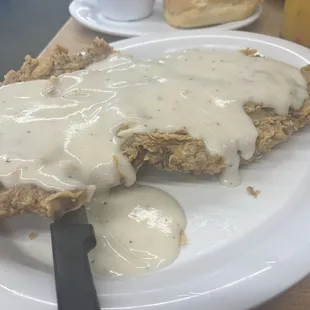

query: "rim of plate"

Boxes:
[68, 0, 263, 37]
[1, 30, 310, 310]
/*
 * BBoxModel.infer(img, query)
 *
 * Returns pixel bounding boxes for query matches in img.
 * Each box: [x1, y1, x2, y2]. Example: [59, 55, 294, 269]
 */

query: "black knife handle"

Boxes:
[50, 223, 101, 310]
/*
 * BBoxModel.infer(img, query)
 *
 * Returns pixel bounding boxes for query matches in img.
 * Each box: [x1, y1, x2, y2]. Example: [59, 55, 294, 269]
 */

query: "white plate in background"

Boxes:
[1, 30, 310, 310]
[69, 0, 263, 37]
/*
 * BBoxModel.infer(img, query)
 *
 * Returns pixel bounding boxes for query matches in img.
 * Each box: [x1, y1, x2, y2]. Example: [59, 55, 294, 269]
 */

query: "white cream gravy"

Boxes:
[0, 50, 307, 190]
[87, 185, 186, 276]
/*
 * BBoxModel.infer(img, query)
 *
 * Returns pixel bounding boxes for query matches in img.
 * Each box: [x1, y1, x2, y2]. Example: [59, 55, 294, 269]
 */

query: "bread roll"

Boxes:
[163, 0, 261, 28]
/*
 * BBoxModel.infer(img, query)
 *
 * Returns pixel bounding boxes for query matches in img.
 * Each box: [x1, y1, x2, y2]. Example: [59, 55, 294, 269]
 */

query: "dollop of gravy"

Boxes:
[87, 186, 186, 276]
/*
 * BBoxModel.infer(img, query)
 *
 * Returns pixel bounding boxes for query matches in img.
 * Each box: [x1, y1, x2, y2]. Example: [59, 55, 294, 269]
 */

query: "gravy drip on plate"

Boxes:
[0, 51, 307, 190]
[87, 185, 186, 276]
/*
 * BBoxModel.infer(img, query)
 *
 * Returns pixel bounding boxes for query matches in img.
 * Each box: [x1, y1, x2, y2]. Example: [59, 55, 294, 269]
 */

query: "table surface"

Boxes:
[42, 1, 310, 309]
[0, 0, 72, 78]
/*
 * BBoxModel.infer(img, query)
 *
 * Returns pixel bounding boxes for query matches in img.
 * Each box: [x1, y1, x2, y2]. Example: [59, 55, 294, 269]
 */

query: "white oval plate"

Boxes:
[1, 30, 310, 310]
[69, 0, 263, 37]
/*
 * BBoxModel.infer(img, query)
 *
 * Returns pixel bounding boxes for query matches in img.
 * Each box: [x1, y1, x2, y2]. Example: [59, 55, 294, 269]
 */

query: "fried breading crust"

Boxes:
[0, 184, 94, 219]
[1, 40, 310, 218]
[0, 38, 111, 219]
[122, 95, 310, 174]
[0, 37, 113, 86]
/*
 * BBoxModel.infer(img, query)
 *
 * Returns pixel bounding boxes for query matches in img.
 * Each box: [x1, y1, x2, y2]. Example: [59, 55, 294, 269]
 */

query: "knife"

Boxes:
[50, 206, 101, 310]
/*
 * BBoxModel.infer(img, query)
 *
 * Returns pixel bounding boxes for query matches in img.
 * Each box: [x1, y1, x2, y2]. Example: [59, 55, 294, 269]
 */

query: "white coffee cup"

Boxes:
[100, 0, 156, 22]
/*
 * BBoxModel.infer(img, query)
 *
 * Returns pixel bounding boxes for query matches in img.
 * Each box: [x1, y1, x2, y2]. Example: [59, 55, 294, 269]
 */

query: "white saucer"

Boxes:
[69, 0, 263, 37]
